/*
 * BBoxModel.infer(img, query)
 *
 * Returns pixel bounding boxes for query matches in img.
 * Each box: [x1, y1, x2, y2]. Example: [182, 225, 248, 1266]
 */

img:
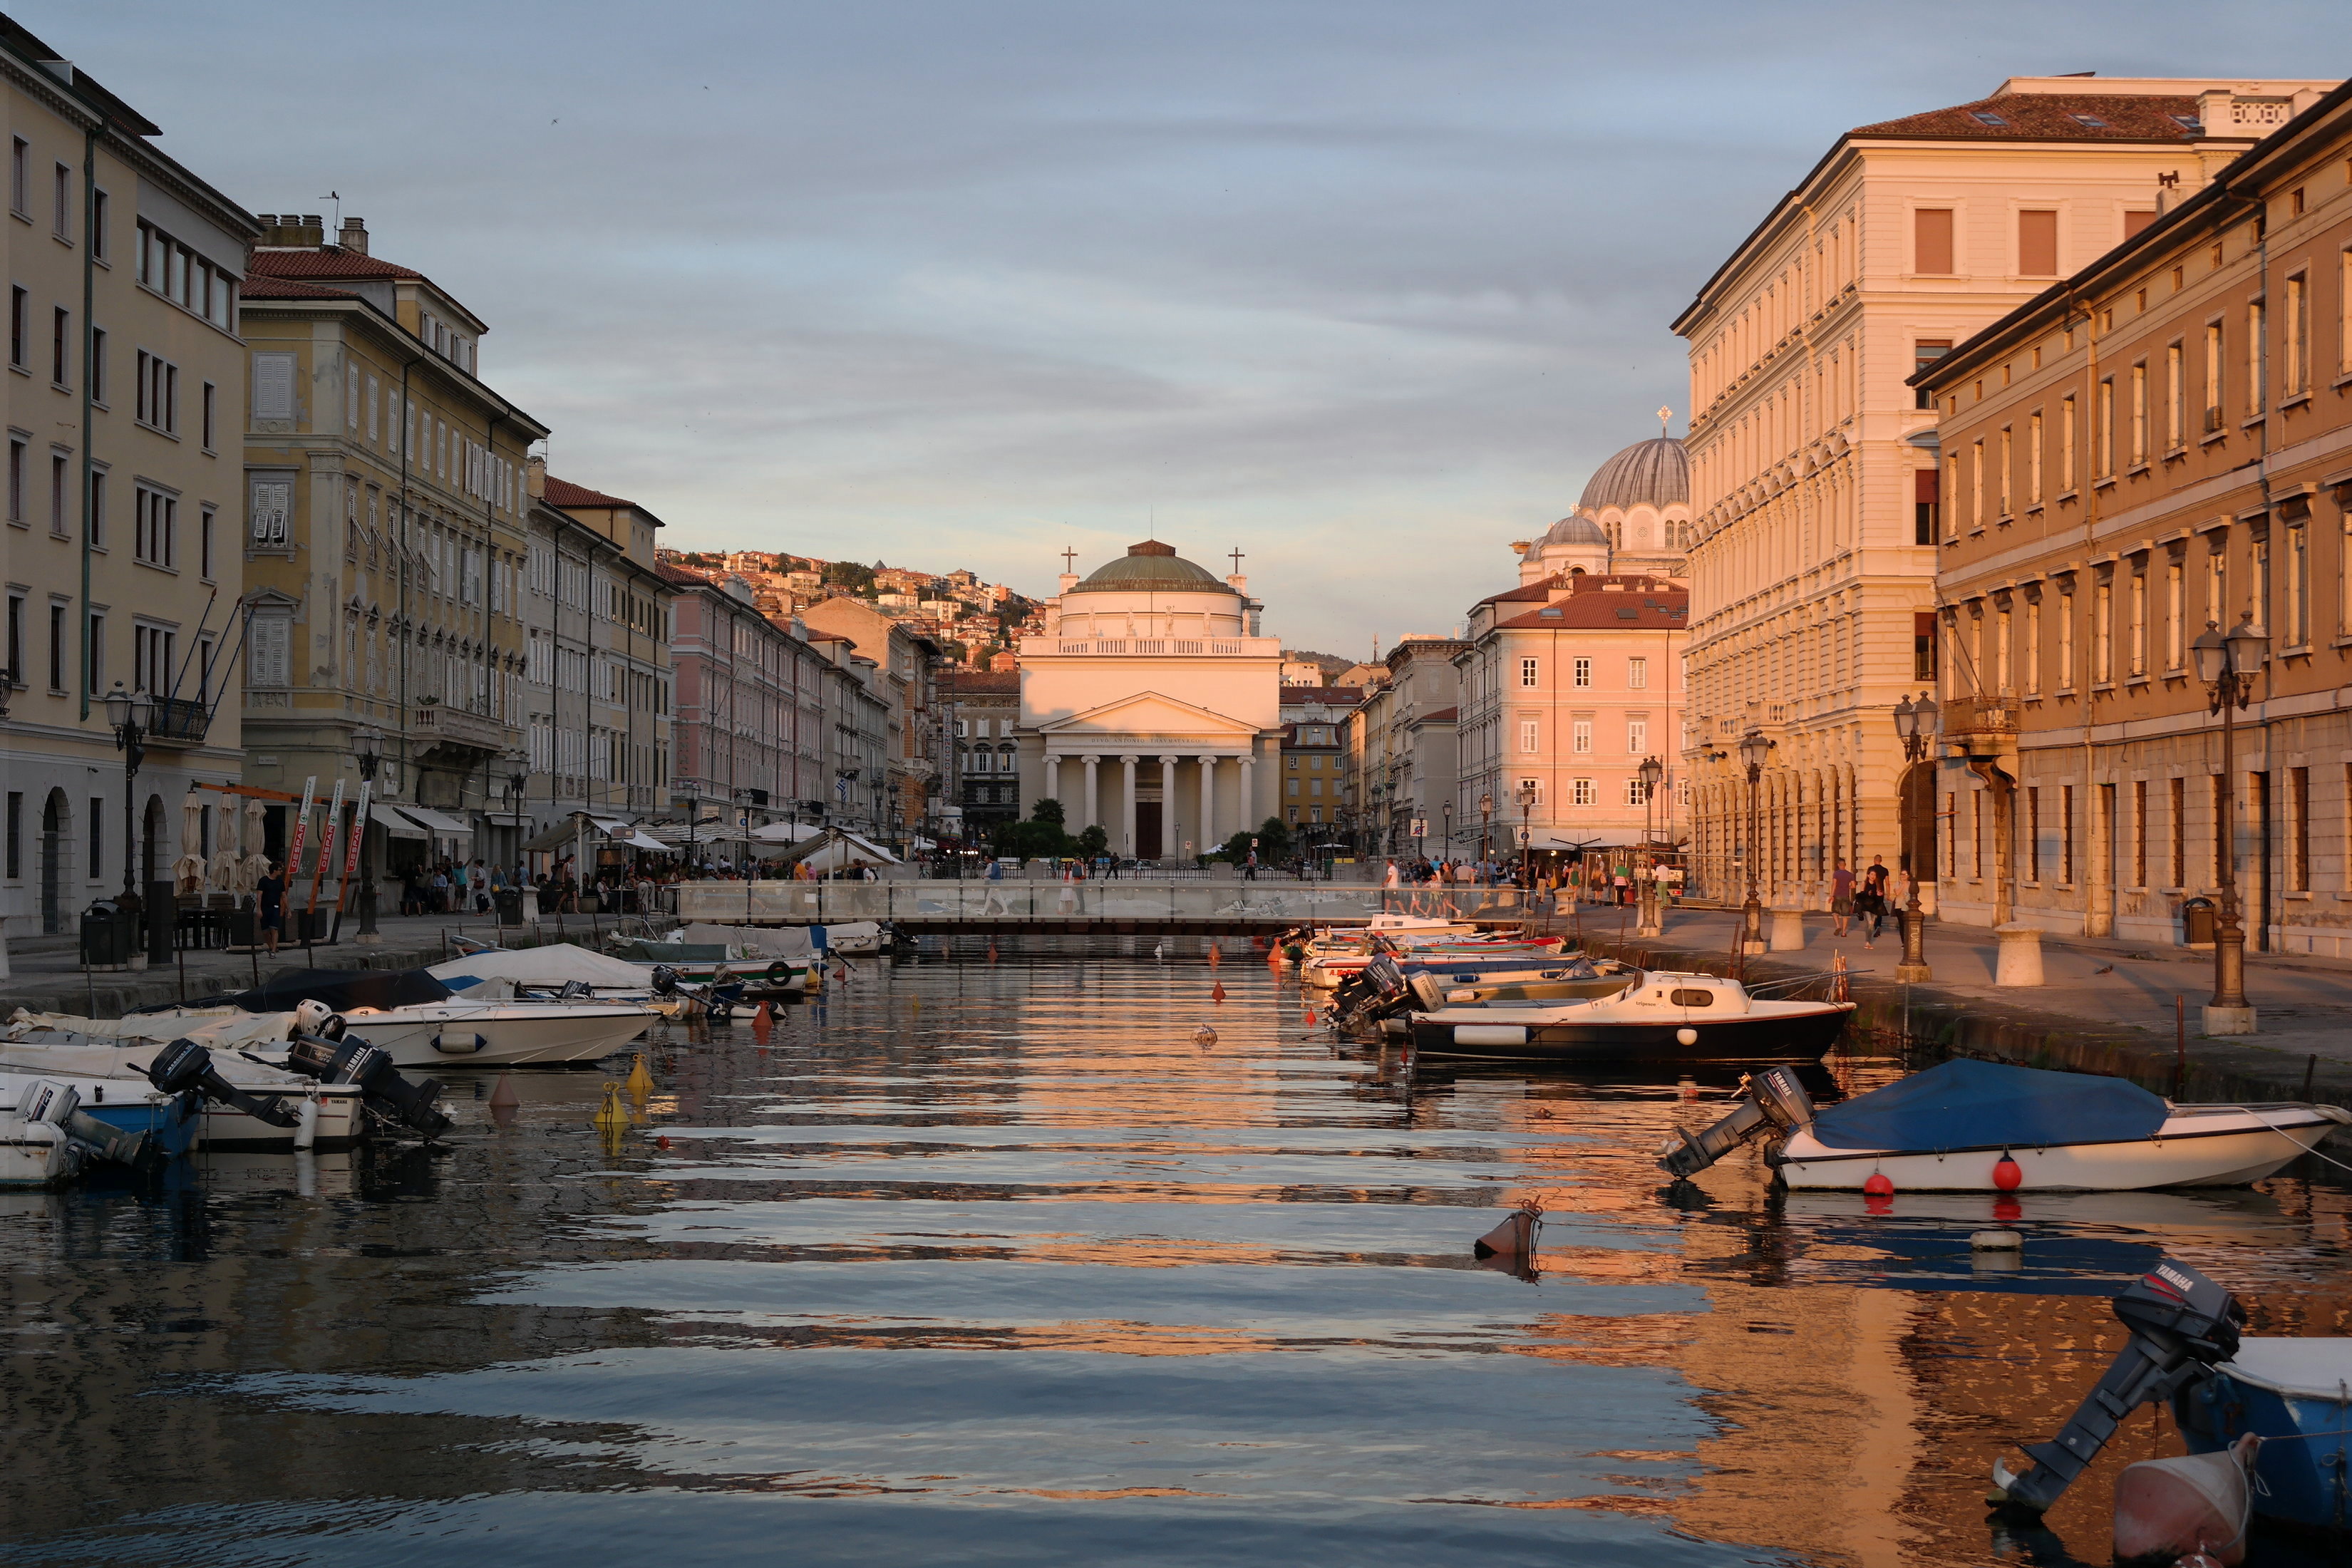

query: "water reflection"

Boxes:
[0, 938, 2345, 1567]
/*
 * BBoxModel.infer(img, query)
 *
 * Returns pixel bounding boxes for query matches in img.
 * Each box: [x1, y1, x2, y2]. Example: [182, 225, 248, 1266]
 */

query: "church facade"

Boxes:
[1016, 542, 1281, 860]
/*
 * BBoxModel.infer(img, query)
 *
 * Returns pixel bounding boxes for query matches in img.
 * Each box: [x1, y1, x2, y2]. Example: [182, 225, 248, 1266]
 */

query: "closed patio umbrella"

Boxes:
[173, 790, 208, 892]
[237, 797, 272, 892]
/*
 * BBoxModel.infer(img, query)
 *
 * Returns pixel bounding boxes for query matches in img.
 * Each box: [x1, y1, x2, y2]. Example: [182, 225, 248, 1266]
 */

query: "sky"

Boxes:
[26, 1, 2343, 652]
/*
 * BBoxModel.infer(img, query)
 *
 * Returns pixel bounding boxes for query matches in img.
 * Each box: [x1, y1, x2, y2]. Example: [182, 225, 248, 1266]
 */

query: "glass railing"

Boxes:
[668, 880, 1539, 924]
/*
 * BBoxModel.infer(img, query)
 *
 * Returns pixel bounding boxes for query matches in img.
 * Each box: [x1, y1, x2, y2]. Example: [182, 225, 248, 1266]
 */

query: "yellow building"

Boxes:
[1, 21, 258, 937]
[1671, 76, 2335, 912]
[236, 214, 546, 877]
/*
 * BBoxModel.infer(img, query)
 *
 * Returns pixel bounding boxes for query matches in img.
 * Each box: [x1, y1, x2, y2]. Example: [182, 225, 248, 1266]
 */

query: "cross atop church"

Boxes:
[1228, 546, 1246, 574]
[1061, 546, 1077, 573]
[1656, 405, 1673, 435]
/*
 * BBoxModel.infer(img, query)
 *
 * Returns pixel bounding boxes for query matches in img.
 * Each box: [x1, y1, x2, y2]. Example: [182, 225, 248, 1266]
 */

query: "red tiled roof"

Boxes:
[1852, 93, 2201, 143]
[1417, 706, 1460, 724]
[247, 248, 426, 282]
[544, 476, 634, 510]
[942, 672, 1019, 694]
[1495, 594, 1688, 631]
[656, 562, 711, 586]
[1280, 686, 1365, 702]
[239, 276, 362, 301]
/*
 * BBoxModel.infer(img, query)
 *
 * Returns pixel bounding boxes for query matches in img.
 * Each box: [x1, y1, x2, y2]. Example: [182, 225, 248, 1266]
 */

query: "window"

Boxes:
[2024, 596, 2042, 693]
[4, 791, 16, 881]
[90, 190, 105, 262]
[132, 623, 173, 693]
[2127, 565, 2146, 676]
[135, 351, 179, 433]
[2203, 321, 2224, 431]
[88, 327, 104, 405]
[85, 611, 103, 693]
[2093, 577, 2113, 684]
[1571, 718, 1592, 753]
[2165, 559, 2185, 669]
[134, 487, 176, 567]
[89, 802, 100, 885]
[2062, 785, 2076, 884]
[51, 162, 69, 240]
[1624, 778, 1651, 807]
[86, 469, 103, 548]
[1913, 468, 1939, 542]
[46, 601, 63, 690]
[4, 590, 19, 687]
[1914, 610, 1938, 681]
[2060, 394, 2078, 488]
[346, 368, 359, 430]
[51, 306, 68, 386]
[2018, 209, 2058, 277]
[2130, 363, 2147, 465]
[1519, 718, 1539, 753]
[1998, 426, 2013, 515]
[1914, 339, 1952, 409]
[251, 351, 295, 422]
[49, 450, 67, 535]
[7, 286, 21, 368]
[1627, 718, 1648, 753]
[8, 138, 23, 216]
[1519, 656, 1538, 688]
[1969, 439, 1984, 526]
[1627, 657, 1647, 688]
[2290, 766, 2310, 891]
[1914, 208, 1955, 274]
[1569, 778, 1593, 806]
[1572, 656, 1591, 688]
[6, 434, 21, 524]
[2286, 513, 2309, 646]
[2027, 411, 2043, 504]
[2284, 274, 2308, 397]
[2165, 342, 2184, 449]
[2057, 587, 2075, 688]
[201, 382, 215, 450]
[2247, 299, 2266, 414]
[199, 507, 215, 580]
[367, 376, 378, 441]
[2027, 788, 2042, 882]
[2131, 779, 2147, 887]
[249, 475, 291, 547]
[2095, 378, 2116, 476]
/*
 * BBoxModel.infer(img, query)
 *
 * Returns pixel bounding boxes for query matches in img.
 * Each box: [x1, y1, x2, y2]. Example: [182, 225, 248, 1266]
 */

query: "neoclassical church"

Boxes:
[1016, 542, 1281, 859]
[1515, 432, 1693, 583]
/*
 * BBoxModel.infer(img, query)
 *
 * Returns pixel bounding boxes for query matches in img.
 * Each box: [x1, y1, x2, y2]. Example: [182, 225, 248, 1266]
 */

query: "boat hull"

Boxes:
[337, 1003, 654, 1067]
[2177, 1339, 2352, 1535]
[1408, 1005, 1853, 1063]
[1776, 1109, 2345, 1190]
[0, 1125, 76, 1187]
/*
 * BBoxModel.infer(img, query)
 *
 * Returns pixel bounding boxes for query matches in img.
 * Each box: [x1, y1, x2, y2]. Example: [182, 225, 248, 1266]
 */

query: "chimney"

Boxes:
[337, 216, 369, 255]
[525, 453, 547, 499]
[298, 214, 325, 247]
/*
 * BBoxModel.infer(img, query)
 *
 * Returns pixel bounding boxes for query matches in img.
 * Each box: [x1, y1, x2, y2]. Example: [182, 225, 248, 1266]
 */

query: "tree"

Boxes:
[1254, 817, 1294, 862]
[1032, 797, 1066, 826]
[1076, 824, 1108, 858]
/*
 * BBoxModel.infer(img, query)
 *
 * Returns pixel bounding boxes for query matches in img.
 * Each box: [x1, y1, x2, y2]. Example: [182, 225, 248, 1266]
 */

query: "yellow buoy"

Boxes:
[625, 1053, 656, 1103]
[592, 1080, 628, 1134]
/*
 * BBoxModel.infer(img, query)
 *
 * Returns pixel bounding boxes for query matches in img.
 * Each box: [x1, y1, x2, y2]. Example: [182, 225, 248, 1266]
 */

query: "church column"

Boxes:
[1236, 746, 1256, 836]
[1159, 755, 1177, 860]
[1080, 754, 1101, 831]
[1119, 755, 1139, 855]
[1043, 754, 1062, 817]
[1197, 753, 1218, 847]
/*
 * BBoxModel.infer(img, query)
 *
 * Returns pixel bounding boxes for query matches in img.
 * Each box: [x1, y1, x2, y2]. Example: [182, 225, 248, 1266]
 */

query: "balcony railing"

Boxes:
[144, 696, 213, 746]
[1031, 636, 1277, 658]
[1941, 693, 2020, 746]
[411, 702, 518, 753]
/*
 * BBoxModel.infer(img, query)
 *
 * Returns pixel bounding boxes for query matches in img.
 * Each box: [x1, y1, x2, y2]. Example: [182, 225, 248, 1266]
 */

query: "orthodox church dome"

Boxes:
[1578, 436, 1688, 512]
[1068, 540, 1234, 594]
[1539, 512, 1613, 548]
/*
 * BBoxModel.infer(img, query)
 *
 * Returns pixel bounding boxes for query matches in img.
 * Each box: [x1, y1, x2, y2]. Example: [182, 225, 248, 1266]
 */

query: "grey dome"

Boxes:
[1578, 436, 1688, 511]
[1068, 540, 1234, 595]
[1540, 512, 1611, 548]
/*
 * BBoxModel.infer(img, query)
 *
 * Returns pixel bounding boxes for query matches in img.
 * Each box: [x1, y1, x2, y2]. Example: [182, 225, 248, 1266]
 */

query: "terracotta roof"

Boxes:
[942, 672, 1019, 694]
[1852, 93, 2201, 143]
[247, 248, 426, 282]
[656, 562, 712, 586]
[1495, 593, 1688, 631]
[544, 476, 634, 510]
[240, 276, 366, 301]
[1417, 706, 1460, 724]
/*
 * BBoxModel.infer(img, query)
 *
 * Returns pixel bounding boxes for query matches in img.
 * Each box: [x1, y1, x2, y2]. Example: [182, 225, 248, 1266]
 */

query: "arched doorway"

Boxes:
[38, 790, 69, 934]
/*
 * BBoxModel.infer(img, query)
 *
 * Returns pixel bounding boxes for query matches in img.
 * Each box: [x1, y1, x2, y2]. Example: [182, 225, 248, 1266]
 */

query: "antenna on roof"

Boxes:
[319, 190, 341, 232]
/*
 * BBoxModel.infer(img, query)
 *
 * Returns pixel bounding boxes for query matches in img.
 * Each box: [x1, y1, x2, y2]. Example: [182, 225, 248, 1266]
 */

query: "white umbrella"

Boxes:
[209, 796, 242, 890]
[237, 797, 271, 893]
[173, 791, 207, 892]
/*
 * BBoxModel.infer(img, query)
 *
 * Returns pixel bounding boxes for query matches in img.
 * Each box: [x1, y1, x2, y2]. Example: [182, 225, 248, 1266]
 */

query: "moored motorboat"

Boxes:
[1662, 1058, 2351, 1190]
[1410, 970, 1853, 1063]
[2176, 1338, 2352, 1537]
[0, 1034, 364, 1149]
[145, 969, 659, 1068]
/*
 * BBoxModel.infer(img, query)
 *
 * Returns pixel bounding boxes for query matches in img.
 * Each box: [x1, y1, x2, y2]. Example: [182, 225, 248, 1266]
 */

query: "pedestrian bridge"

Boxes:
[666, 879, 1548, 934]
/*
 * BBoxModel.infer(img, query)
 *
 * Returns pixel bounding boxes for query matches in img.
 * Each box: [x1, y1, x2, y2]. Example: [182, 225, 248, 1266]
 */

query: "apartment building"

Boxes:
[1922, 78, 2352, 954]
[942, 669, 1020, 837]
[799, 593, 939, 850]
[234, 215, 545, 880]
[1673, 73, 2335, 913]
[661, 564, 832, 828]
[2, 20, 257, 934]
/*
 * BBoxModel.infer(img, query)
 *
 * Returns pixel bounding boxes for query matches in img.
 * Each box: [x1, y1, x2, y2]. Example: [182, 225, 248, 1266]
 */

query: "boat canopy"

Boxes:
[428, 946, 654, 991]
[202, 968, 456, 1015]
[1809, 1058, 2167, 1152]
[2219, 1337, 2352, 1399]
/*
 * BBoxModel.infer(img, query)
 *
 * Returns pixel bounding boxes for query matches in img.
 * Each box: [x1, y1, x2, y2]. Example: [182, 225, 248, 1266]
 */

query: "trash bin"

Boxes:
[495, 889, 523, 922]
[2180, 896, 2217, 947]
[79, 899, 135, 966]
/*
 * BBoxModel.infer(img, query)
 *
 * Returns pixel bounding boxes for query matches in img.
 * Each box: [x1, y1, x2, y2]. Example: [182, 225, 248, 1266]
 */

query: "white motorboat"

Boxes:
[1664, 1058, 2351, 1191]
[0, 1079, 83, 1187]
[0, 1033, 363, 1149]
[1411, 970, 1854, 1063]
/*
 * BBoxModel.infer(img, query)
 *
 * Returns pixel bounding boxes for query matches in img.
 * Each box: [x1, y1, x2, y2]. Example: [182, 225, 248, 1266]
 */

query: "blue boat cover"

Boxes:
[1808, 1058, 2167, 1152]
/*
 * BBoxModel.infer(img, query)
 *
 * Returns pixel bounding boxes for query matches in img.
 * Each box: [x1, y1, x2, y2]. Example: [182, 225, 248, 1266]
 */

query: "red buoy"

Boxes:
[1993, 1154, 2023, 1192]
[1212, 981, 1227, 1003]
[1863, 1170, 1894, 1197]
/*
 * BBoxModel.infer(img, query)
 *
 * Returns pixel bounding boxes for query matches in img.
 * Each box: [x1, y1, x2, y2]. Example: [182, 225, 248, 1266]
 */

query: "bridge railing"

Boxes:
[666, 879, 1537, 925]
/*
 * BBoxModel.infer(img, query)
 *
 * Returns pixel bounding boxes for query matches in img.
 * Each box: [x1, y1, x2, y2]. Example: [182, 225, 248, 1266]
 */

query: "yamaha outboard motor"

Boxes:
[650, 964, 681, 997]
[146, 1037, 303, 1130]
[1990, 1259, 2244, 1517]
[282, 1031, 453, 1139]
[1659, 1068, 1817, 1180]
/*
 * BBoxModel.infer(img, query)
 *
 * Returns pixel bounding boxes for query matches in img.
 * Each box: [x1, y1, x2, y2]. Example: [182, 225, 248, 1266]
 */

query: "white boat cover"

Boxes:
[681, 924, 815, 959]
[428, 946, 655, 989]
[2222, 1337, 2352, 1398]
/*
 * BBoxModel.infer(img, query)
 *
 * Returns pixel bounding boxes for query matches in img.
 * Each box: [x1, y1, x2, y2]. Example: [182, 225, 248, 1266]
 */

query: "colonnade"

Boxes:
[1042, 748, 1257, 858]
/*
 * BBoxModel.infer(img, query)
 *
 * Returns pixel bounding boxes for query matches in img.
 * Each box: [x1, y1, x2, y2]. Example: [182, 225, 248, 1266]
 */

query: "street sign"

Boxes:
[1409, 816, 1427, 839]
[1515, 826, 1532, 846]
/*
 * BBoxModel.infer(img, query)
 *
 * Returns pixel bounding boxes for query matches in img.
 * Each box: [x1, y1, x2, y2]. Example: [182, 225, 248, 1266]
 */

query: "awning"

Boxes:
[590, 817, 631, 835]
[483, 811, 532, 827]
[371, 805, 428, 841]
[398, 805, 470, 835]
[615, 830, 671, 852]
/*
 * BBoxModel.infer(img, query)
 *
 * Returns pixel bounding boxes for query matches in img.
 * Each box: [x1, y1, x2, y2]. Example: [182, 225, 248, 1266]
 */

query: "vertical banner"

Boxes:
[331, 780, 372, 929]
[305, 778, 346, 927]
[286, 776, 317, 881]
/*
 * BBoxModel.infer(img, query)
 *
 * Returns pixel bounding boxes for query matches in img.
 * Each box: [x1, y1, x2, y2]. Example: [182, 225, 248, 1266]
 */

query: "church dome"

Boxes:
[1540, 512, 1611, 548]
[1068, 540, 1235, 594]
[1578, 435, 1688, 512]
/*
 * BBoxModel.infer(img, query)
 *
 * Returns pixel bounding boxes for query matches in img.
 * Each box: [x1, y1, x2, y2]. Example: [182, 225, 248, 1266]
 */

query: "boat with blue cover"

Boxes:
[2177, 1337, 2352, 1535]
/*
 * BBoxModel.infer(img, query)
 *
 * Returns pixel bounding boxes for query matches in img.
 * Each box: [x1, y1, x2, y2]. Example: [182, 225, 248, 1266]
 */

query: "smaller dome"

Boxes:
[1068, 540, 1234, 594]
[1540, 512, 1611, 548]
[1579, 436, 1689, 512]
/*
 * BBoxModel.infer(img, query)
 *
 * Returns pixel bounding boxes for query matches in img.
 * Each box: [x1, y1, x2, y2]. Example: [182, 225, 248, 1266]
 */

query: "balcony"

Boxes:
[1026, 635, 1281, 659]
[143, 696, 214, 747]
[1940, 693, 2019, 759]
[411, 701, 517, 754]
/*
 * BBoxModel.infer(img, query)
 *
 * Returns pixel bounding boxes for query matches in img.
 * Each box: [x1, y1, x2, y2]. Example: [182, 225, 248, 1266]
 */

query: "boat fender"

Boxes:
[2112, 1433, 2259, 1568]
[433, 1031, 487, 1056]
[1472, 1201, 1542, 1262]
[293, 1096, 320, 1152]
[1970, 1229, 2023, 1251]
[1993, 1153, 2023, 1192]
[766, 960, 795, 984]
[1676, 1028, 1698, 1046]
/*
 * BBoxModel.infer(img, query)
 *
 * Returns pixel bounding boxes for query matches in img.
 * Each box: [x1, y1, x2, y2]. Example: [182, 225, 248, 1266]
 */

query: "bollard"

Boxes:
[1993, 924, 2044, 986]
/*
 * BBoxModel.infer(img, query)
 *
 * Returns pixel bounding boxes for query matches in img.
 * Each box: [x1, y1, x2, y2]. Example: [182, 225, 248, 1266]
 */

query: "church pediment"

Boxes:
[1035, 690, 1261, 743]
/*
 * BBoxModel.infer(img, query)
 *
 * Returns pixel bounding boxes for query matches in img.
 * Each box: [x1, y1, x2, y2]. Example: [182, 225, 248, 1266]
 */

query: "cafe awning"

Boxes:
[371, 805, 428, 841]
[398, 805, 471, 835]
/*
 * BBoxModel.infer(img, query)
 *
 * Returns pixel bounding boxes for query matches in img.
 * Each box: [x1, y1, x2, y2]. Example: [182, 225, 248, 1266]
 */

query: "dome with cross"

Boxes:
[1067, 541, 1240, 596]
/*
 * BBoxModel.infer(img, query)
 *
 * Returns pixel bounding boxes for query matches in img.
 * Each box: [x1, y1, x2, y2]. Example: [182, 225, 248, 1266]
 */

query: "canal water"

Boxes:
[2, 940, 2348, 1567]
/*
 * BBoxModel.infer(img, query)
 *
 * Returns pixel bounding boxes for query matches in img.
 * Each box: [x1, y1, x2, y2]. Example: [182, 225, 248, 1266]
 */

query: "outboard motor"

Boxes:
[1659, 1068, 1817, 1180]
[292, 1000, 349, 1040]
[555, 979, 593, 1001]
[1991, 1259, 2244, 1517]
[17, 1078, 158, 1170]
[650, 965, 680, 997]
[146, 1037, 303, 1130]
[282, 1033, 453, 1140]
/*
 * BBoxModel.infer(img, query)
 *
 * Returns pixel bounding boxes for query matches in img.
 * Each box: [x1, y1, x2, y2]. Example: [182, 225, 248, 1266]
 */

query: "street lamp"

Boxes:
[1478, 790, 1494, 865]
[1737, 729, 1773, 954]
[1636, 755, 1665, 937]
[1517, 780, 1537, 889]
[1890, 694, 1936, 981]
[1441, 800, 1453, 862]
[2191, 614, 2269, 1033]
[354, 724, 384, 940]
[103, 681, 153, 904]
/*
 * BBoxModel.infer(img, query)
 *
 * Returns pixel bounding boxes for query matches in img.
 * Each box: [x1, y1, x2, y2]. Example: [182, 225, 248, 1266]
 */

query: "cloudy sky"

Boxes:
[29, 1, 2338, 651]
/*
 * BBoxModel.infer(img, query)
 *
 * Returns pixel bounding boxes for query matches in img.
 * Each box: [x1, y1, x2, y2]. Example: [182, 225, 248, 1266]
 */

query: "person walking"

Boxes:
[254, 860, 287, 955]
[1829, 859, 1855, 937]
[1858, 856, 1891, 949]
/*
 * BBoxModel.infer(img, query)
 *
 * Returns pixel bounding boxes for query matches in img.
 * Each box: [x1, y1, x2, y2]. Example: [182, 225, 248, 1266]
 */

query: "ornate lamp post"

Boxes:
[103, 682, 153, 904]
[1891, 694, 1936, 982]
[1636, 755, 1665, 937]
[1441, 800, 1453, 862]
[1517, 780, 1537, 888]
[1478, 790, 1494, 865]
[1737, 729, 1772, 954]
[2190, 614, 2269, 1034]
[353, 725, 384, 941]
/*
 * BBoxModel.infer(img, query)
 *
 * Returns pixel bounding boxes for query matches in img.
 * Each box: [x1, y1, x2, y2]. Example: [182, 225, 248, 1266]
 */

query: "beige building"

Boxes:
[237, 215, 545, 875]
[1924, 78, 2352, 955]
[798, 592, 939, 849]
[2, 24, 257, 937]
[1672, 74, 2335, 909]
